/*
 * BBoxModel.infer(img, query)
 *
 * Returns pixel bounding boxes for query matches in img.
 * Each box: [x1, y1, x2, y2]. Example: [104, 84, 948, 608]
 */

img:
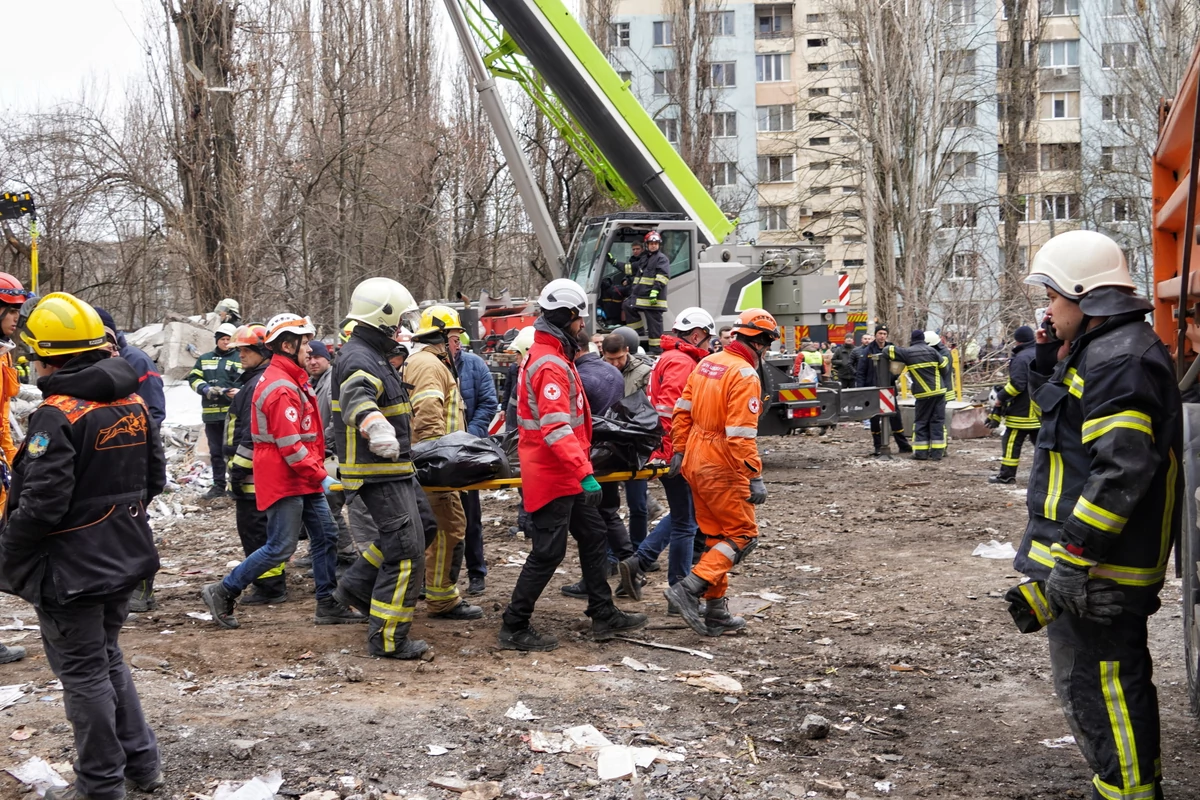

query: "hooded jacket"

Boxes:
[0, 353, 165, 605]
[455, 348, 499, 438]
[619, 353, 654, 398]
[118, 333, 166, 426]
[650, 334, 708, 461]
[251, 353, 327, 510]
[999, 341, 1039, 429]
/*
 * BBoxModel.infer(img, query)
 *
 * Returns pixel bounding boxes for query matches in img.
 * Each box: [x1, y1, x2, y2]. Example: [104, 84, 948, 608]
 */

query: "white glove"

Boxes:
[359, 411, 400, 460]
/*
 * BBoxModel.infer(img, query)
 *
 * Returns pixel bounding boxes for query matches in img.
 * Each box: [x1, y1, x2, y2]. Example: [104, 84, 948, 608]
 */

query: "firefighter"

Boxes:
[189, 322, 242, 499]
[223, 323, 288, 604]
[499, 278, 648, 651]
[0, 292, 165, 799]
[215, 298, 241, 325]
[327, 279, 431, 659]
[621, 241, 647, 334]
[1008, 230, 1179, 800]
[884, 331, 949, 460]
[406, 305, 483, 620]
[633, 231, 670, 354]
[665, 308, 778, 638]
[202, 314, 363, 629]
[856, 326, 912, 455]
[926, 330, 955, 455]
[0, 272, 31, 474]
[985, 325, 1040, 484]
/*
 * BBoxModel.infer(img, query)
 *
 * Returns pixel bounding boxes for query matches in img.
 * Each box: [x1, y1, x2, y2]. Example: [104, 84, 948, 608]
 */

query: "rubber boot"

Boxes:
[664, 573, 708, 636]
[201, 582, 239, 629]
[704, 597, 746, 637]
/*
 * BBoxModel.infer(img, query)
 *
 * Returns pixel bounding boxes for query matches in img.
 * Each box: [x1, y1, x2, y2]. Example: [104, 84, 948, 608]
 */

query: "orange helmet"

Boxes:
[0, 272, 30, 307]
[231, 323, 268, 350]
[732, 308, 780, 340]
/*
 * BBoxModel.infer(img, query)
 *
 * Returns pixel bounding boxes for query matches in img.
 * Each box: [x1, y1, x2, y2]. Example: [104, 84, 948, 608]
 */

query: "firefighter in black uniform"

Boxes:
[633, 231, 670, 354]
[0, 292, 166, 800]
[621, 241, 648, 337]
[329, 277, 431, 660]
[986, 325, 1041, 484]
[1007, 230, 1180, 800]
[885, 330, 949, 460]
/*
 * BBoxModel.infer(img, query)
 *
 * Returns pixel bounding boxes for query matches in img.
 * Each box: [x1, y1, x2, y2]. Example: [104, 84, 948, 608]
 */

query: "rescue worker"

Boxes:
[830, 333, 858, 387]
[215, 298, 241, 325]
[189, 322, 242, 499]
[793, 337, 824, 378]
[0, 292, 165, 799]
[15, 356, 30, 383]
[986, 325, 1040, 484]
[223, 323, 288, 604]
[665, 308, 778, 638]
[303, 338, 356, 564]
[95, 308, 168, 613]
[618, 307, 714, 602]
[927, 330, 955, 455]
[0, 272, 31, 475]
[499, 278, 647, 651]
[329, 279, 432, 659]
[503, 326, 535, 538]
[451, 331, 499, 596]
[885, 331, 949, 460]
[601, 326, 653, 546]
[633, 231, 670, 354]
[201, 314, 362, 629]
[621, 241, 647, 334]
[1008, 230, 1180, 800]
[856, 326, 912, 455]
[406, 306, 483, 620]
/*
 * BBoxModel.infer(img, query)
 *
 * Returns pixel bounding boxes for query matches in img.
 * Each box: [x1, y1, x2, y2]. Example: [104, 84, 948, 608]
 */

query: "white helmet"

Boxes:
[924, 331, 941, 346]
[538, 278, 589, 319]
[511, 326, 536, 355]
[216, 298, 240, 315]
[347, 277, 417, 334]
[672, 306, 716, 335]
[1025, 230, 1135, 300]
[215, 322, 238, 338]
[264, 313, 315, 344]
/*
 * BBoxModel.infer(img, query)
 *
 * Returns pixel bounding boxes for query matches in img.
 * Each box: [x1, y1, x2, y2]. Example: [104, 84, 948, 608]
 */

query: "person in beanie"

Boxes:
[986, 325, 1040, 483]
[188, 323, 242, 499]
[884, 330, 950, 460]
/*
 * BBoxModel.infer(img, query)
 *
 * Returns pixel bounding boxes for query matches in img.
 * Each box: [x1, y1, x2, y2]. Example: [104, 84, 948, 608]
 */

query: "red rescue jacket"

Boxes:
[649, 334, 708, 461]
[517, 328, 593, 512]
[251, 355, 327, 510]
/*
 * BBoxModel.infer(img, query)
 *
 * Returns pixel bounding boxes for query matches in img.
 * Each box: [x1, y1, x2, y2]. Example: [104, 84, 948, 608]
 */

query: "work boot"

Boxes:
[201, 582, 239, 629]
[897, 443, 914, 454]
[591, 608, 649, 641]
[371, 638, 429, 660]
[665, 573, 709, 636]
[666, 598, 705, 616]
[930, 450, 945, 461]
[291, 554, 313, 569]
[990, 465, 1017, 484]
[239, 588, 287, 606]
[704, 597, 746, 637]
[128, 579, 157, 613]
[203, 485, 226, 500]
[647, 495, 666, 520]
[645, 560, 661, 572]
[560, 580, 588, 599]
[127, 770, 165, 793]
[911, 451, 929, 461]
[498, 624, 559, 652]
[45, 788, 95, 800]
[467, 576, 486, 596]
[332, 585, 371, 615]
[0, 643, 26, 664]
[431, 601, 484, 620]
[618, 556, 645, 601]
[314, 597, 367, 625]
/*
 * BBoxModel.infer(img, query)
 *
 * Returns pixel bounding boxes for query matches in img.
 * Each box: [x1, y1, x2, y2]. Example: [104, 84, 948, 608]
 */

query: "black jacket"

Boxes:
[830, 344, 857, 384]
[999, 341, 1039, 429]
[633, 251, 670, 308]
[855, 341, 898, 389]
[885, 342, 948, 398]
[0, 353, 165, 605]
[224, 359, 271, 497]
[1016, 313, 1182, 615]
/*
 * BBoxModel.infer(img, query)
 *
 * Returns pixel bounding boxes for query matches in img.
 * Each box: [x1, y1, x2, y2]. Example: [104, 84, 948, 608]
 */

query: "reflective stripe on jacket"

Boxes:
[633, 251, 670, 309]
[250, 355, 327, 510]
[1000, 341, 1040, 429]
[407, 347, 466, 443]
[885, 343, 947, 398]
[188, 348, 242, 422]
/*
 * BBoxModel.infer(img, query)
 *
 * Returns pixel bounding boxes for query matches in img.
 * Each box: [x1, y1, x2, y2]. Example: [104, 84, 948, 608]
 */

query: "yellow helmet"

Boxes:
[20, 292, 108, 357]
[414, 305, 464, 339]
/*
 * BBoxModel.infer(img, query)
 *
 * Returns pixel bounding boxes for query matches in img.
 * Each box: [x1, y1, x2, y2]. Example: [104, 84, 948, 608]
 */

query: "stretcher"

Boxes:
[329, 466, 669, 494]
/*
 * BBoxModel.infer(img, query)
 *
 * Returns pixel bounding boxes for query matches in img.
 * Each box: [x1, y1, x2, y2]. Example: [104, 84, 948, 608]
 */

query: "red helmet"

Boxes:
[0, 273, 29, 307]
[644, 231, 662, 244]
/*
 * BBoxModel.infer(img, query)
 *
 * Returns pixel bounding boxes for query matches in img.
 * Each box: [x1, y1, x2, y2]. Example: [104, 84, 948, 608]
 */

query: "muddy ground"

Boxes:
[0, 425, 1196, 800]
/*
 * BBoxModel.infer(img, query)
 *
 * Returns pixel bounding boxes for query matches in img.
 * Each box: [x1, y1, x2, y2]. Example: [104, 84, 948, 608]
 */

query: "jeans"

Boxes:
[224, 493, 338, 600]
[37, 594, 159, 800]
[624, 479, 648, 547]
[634, 474, 697, 585]
[234, 498, 286, 595]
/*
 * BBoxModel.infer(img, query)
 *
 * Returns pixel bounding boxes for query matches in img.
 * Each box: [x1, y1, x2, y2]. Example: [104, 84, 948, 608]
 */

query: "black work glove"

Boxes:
[985, 409, 1002, 429]
[666, 452, 684, 479]
[1082, 579, 1125, 626]
[1046, 560, 1123, 624]
[747, 477, 767, 505]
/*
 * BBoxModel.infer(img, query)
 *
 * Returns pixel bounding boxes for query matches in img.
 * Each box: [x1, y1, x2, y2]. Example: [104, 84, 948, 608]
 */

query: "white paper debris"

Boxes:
[677, 671, 744, 694]
[874, 780, 893, 793]
[971, 540, 1017, 559]
[597, 745, 637, 780]
[574, 664, 611, 673]
[6, 756, 68, 795]
[211, 770, 284, 800]
[0, 617, 36, 631]
[427, 744, 449, 756]
[186, 612, 213, 622]
[504, 701, 542, 721]
[564, 724, 613, 750]
[621, 656, 649, 672]
[0, 684, 25, 711]
[742, 591, 786, 603]
[1039, 735, 1076, 749]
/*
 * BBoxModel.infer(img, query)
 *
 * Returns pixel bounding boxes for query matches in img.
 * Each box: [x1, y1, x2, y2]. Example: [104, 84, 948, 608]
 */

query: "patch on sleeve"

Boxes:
[748, 397, 761, 414]
[285, 406, 299, 423]
[26, 431, 50, 459]
[543, 383, 562, 401]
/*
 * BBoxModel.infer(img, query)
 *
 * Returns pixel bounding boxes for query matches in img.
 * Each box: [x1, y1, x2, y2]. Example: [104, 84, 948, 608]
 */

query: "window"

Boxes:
[656, 118, 679, 144]
[809, 235, 832, 245]
[809, 161, 831, 171]
[706, 61, 737, 87]
[1100, 145, 1133, 170]
[1042, 0, 1079, 14]
[1104, 0, 1129, 15]
[811, 210, 832, 220]
[837, 158, 861, 170]
[842, 185, 859, 194]
[946, 0, 976, 24]
[943, 49, 976, 76]
[1041, 91, 1079, 119]
[711, 162, 738, 186]
[618, 70, 632, 84]
[949, 101, 977, 127]
[756, 54, 790, 82]
[758, 155, 795, 183]
[810, 186, 831, 195]
[1039, 39, 1080, 68]
[1105, 197, 1133, 222]
[1042, 193, 1080, 220]
[708, 111, 737, 137]
[844, 259, 864, 267]
[758, 104, 795, 131]
[756, 5, 793, 37]
[1102, 95, 1135, 120]
[844, 236, 864, 244]
[947, 252, 979, 280]
[843, 209, 861, 219]
[806, 13, 825, 23]
[609, 22, 630, 48]
[950, 152, 978, 178]
[653, 20, 673, 46]
[841, 85, 861, 96]
[808, 112, 828, 121]
[1001, 195, 1031, 223]
[759, 205, 789, 231]
[808, 62, 830, 72]
[1102, 43, 1137, 70]
[652, 70, 676, 96]
[705, 10, 735, 36]
[941, 203, 979, 228]
[809, 136, 831, 146]
[809, 87, 830, 97]
[840, 110, 859, 119]
[808, 38, 828, 48]
[1040, 142, 1081, 171]
[997, 144, 1035, 173]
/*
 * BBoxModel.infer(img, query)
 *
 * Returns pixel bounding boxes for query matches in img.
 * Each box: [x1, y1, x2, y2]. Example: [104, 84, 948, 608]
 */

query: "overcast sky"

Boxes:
[0, 0, 149, 111]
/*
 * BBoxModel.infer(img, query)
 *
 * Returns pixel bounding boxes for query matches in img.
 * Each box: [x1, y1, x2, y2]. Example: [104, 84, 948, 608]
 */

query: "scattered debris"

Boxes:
[9, 725, 34, 741]
[874, 780, 894, 794]
[574, 664, 611, 673]
[621, 656, 664, 672]
[676, 670, 744, 694]
[0, 684, 26, 711]
[427, 776, 502, 798]
[6, 757, 68, 795]
[800, 714, 831, 740]
[613, 636, 714, 660]
[971, 540, 1017, 559]
[211, 769, 284, 800]
[504, 701, 541, 721]
[0, 617, 36, 631]
[742, 591, 786, 603]
[186, 611, 214, 621]
[427, 744, 450, 756]
[1039, 735, 1076, 749]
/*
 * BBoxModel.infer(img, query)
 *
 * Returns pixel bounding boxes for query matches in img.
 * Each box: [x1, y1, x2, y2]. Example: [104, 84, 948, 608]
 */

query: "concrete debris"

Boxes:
[676, 670, 744, 694]
[504, 701, 541, 720]
[800, 713, 832, 740]
[130, 320, 215, 382]
[211, 769, 284, 800]
[5, 756, 69, 794]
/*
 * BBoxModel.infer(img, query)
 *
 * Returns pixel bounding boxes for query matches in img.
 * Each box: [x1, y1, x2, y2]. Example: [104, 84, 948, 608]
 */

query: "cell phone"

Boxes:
[1041, 317, 1058, 341]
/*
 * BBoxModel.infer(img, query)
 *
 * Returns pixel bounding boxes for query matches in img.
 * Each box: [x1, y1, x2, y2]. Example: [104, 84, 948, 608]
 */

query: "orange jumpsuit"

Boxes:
[0, 349, 19, 512]
[671, 343, 763, 600]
